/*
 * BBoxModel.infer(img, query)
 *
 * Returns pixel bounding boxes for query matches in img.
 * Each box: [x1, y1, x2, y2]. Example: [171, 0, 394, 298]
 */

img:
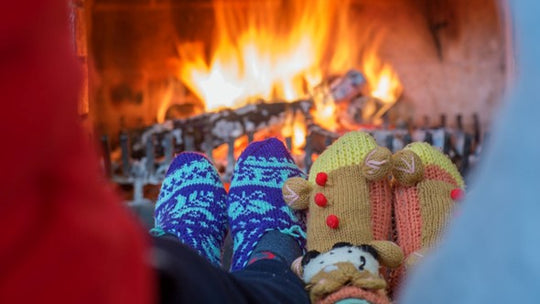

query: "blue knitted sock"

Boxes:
[227, 138, 306, 271]
[150, 152, 227, 267]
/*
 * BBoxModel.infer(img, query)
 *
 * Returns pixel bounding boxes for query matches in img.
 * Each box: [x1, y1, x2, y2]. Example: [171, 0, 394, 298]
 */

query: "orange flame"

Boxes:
[173, 0, 402, 129]
[363, 50, 403, 105]
[177, 0, 357, 111]
[157, 82, 174, 123]
[282, 111, 306, 155]
[362, 43, 403, 124]
[312, 94, 339, 131]
[293, 121, 306, 152]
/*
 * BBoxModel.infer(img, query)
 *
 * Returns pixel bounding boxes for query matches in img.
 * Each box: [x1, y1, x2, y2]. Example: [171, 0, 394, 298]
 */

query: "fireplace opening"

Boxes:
[72, 0, 509, 202]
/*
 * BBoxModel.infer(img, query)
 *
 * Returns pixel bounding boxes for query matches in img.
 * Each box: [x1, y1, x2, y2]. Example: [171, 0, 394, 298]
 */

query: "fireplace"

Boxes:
[72, 0, 509, 202]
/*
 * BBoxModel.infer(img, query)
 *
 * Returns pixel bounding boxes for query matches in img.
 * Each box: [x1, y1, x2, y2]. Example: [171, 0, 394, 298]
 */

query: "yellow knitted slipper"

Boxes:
[282, 131, 395, 252]
[390, 142, 465, 290]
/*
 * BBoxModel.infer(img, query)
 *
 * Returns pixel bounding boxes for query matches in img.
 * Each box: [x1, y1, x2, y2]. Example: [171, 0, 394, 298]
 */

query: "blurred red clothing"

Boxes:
[0, 1, 154, 303]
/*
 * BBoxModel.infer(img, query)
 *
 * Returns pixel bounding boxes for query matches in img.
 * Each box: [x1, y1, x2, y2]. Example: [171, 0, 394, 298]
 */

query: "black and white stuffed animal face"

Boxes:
[301, 242, 380, 283]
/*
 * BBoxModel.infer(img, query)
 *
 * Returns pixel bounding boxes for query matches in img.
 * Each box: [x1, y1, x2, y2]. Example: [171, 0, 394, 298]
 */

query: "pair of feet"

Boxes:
[150, 138, 306, 271]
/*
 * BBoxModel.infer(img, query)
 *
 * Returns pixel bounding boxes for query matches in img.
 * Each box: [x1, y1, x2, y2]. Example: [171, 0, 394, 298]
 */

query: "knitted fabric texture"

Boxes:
[227, 138, 306, 272]
[283, 131, 394, 253]
[390, 142, 464, 290]
[406, 143, 464, 187]
[369, 181, 393, 241]
[151, 152, 227, 267]
[317, 286, 391, 304]
[308, 132, 386, 184]
[307, 166, 389, 252]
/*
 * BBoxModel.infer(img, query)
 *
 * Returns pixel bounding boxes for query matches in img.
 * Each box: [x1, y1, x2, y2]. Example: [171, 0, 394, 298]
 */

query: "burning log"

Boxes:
[310, 69, 401, 128]
[312, 69, 366, 104]
[109, 98, 314, 187]
[203, 99, 312, 150]
[126, 69, 370, 163]
[305, 123, 339, 153]
[338, 95, 391, 127]
[129, 98, 313, 160]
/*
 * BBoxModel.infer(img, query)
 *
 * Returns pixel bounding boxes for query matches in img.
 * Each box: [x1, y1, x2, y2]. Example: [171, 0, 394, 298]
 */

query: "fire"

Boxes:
[293, 122, 306, 152]
[363, 50, 403, 105]
[176, 0, 356, 111]
[361, 39, 403, 123]
[157, 81, 174, 123]
[312, 95, 339, 131]
[283, 111, 306, 155]
[172, 0, 402, 132]
[371, 66, 402, 104]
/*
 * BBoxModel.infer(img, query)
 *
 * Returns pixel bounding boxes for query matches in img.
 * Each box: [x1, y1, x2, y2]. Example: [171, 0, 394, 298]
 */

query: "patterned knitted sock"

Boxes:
[227, 137, 306, 271]
[150, 152, 227, 267]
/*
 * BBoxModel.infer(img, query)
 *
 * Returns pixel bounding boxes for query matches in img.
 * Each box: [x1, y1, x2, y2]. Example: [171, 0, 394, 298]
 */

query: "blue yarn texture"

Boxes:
[227, 138, 306, 271]
[151, 152, 227, 267]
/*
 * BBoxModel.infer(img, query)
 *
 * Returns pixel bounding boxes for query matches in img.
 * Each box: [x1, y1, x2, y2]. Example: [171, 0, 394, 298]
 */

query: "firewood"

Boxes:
[129, 99, 313, 159]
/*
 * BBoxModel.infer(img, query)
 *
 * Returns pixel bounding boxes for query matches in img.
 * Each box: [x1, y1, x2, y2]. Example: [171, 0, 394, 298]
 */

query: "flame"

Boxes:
[157, 82, 174, 123]
[293, 123, 306, 151]
[363, 50, 403, 105]
[172, 0, 402, 130]
[312, 96, 338, 131]
[177, 0, 356, 111]
[283, 111, 306, 155]
[362, 46, 403, 124]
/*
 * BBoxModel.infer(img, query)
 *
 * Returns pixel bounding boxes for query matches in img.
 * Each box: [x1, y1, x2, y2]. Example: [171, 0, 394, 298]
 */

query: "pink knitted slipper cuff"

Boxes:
[316, 286, 391, 304]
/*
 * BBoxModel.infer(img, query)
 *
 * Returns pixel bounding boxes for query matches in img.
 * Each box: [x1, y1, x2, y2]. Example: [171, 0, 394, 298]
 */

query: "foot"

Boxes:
[227, 138, 306, 271]
[391, 142, 465, 289]
[151, 152, 227, 267]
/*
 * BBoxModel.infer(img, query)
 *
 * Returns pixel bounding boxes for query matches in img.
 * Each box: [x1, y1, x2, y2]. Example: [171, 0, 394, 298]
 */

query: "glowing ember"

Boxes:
[293, 123, 306, 150]
[312, 96, 339, 131]
[283, 111, 306, 155]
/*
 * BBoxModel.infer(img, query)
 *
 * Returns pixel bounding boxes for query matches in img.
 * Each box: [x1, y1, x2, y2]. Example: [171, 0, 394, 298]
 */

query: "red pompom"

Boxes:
[315, 172, 328, 186]
[451, 188, 464, 201]
[326, 215, 339, 229]
[314, 193, 327, 207]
